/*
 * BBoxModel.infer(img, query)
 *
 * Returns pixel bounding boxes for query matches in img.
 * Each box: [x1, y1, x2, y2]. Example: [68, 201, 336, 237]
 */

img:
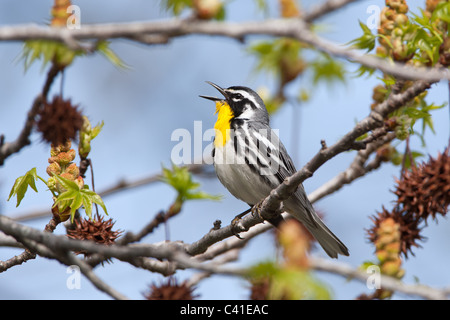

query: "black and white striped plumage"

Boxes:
[201, 82, 349, 258]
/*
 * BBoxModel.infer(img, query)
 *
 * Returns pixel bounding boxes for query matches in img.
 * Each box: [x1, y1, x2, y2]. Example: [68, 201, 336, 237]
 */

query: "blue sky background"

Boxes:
[0, 0, 449, 300]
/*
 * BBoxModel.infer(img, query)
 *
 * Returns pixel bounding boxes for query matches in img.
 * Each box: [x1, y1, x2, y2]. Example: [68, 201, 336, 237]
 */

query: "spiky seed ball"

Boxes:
[67, 215, 122, 257]
[394, 148, 450, 221]
[368, 206, 423, 258]
[37, 96, 83, 146]
[249, 278, 271, 300]
[144, 278, 198, 300]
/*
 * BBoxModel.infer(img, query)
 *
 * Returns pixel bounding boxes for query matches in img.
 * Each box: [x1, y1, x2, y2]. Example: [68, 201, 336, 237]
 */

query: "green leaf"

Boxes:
[161, 0, 192, 15]
[53, 174, 108, 222]
[247, 38, 303, 77]
[253, 0, 268, 15]
[21, 40, 84, 71]
[247, 261, 331, 300]
[161, 163, 222, 202]
[79, 116, 104, 158]
[352, 64, 376, 78]
[81, 193, 94, 218]
[309, 53, 346, 85]
[90, 192, 109, 216]
[347, 21, 377, 52]
[432, 2, 450, 23]
[271, 268, 331, 300]
[8, 168, 40, 207]
[54, 174, 80, 191]
[96, 41, 129, 69]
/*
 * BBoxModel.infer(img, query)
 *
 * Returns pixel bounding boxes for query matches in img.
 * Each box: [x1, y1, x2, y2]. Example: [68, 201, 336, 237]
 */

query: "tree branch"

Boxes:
[0, 63, 61, 165]
[304, 0, 361, 22]
[2, 211, 448, 300]
[310, 257, 449, 300]
[309, 131, 397, 203]
[0, 19, 449, 82]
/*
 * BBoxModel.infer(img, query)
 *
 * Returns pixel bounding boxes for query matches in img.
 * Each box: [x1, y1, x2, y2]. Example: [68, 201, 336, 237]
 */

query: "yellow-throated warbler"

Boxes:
[200, 82, 349, 258]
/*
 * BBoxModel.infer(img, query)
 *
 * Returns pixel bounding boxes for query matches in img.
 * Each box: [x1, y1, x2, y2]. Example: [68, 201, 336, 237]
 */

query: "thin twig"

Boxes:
[304, 0, 361, 22]
[0, 64, 61, 165]
[310, 257, 448, 300]
[308, 132, 397, 203]
[0, 20, 449, 82]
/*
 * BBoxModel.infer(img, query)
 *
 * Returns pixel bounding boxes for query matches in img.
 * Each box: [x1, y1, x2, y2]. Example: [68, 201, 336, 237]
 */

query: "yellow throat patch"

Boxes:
[214, 101, 234, 147]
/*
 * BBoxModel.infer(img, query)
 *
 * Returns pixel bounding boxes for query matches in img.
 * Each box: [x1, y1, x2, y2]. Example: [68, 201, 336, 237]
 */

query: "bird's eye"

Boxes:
[234, 93, 244, 100]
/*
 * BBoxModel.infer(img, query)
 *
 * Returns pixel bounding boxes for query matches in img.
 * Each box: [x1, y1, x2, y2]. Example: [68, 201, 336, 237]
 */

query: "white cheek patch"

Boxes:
[236, 105, 256, 119]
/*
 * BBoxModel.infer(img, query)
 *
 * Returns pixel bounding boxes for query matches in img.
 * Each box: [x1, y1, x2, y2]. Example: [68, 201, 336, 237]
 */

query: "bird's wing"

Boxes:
[243, 121, 296, 183]
[243, 121, 317, 225]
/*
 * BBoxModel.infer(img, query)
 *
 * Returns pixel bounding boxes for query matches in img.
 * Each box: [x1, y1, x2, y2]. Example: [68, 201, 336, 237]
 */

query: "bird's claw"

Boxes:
[231, 216, 246, 239]
[251, 201, 265, 220]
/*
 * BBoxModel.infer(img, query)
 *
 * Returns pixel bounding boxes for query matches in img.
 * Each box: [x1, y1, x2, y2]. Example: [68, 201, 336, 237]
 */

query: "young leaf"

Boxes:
[53, 174, 108, 222]
[347, 21, 377, 52]
[247, 261, 331, 300]
[161, 0, 192, 15]
[96, 41, 129, 69]
[21, 40, 84, 71]
[79, 116, 104, 158]
[309, 53, 346, 85]
[161, 163, 221, 202]
[432, 2, 450, 23]
[8, 168, 40, 207]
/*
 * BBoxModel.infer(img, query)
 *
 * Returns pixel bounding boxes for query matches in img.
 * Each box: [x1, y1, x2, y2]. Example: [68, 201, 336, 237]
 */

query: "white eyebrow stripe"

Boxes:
[228, 89, 260, 108]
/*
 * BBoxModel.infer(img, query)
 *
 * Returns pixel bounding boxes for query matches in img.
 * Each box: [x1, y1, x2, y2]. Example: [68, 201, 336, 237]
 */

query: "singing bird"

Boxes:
[200, 82, 349, 258]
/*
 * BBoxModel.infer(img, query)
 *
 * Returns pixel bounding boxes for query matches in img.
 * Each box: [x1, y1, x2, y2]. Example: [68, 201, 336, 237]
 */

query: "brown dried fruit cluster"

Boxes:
[144, 278, 198, 300]
[37, 96, 83, 146]
[394, 148, 450, 221]
[368, 148, 449, 259]
[67, 214, 122, 257]
[250, 277, 271, 300]
[367, 210, 410, 299]
[369, 207, 423, 259]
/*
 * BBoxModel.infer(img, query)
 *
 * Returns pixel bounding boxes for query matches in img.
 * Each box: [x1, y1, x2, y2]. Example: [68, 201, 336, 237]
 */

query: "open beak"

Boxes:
[199, 81, 228, 102]
[199, 95, 223, 102]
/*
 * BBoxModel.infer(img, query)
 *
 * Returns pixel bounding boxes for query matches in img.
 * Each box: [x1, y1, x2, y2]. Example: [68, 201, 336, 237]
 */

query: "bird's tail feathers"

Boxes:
[285, 201, 349, 259]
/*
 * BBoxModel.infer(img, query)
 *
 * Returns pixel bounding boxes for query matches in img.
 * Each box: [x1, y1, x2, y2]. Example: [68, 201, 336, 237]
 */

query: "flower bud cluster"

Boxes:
[51, 0, 72, 27]
[377, 0, 411, 62]
[193, 0, 223, 20]
[47, 140, 84, 221]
